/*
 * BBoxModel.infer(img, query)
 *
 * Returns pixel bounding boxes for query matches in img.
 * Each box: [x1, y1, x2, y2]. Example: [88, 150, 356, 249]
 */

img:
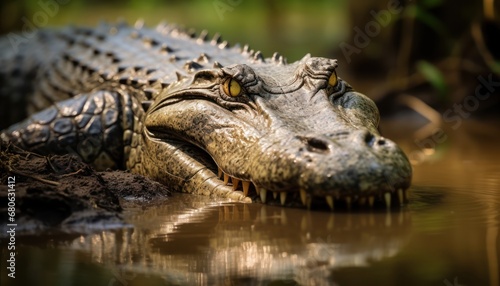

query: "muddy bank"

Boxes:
[0, 143, 169, 236]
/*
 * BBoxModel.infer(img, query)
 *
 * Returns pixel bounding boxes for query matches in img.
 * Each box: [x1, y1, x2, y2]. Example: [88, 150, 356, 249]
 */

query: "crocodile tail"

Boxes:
[0, 29, 67, 128]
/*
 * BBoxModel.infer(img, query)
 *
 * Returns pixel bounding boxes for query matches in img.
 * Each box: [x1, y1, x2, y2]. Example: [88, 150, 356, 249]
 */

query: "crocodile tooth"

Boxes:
[260, 188, 267, 203]
[280, 192, 287, 205]
[217, 167, 222, 179]
[242, 181, 250, 196]
[326, 196, 334, 210]
[273, 191, 278, 199]
[232, 178, 240, 191]
[398, 189, 404, 205]
[368, 196, 375, 207]
[384, 192, 391, 209]
[254, 184, 260, 195]
[345, 197, 352, 209]
[299, 189, 307, 206]
[223, 173, 230, 185]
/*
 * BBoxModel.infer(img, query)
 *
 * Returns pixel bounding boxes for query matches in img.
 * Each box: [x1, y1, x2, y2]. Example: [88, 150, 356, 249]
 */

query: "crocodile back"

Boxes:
[0, 22, 263, 128]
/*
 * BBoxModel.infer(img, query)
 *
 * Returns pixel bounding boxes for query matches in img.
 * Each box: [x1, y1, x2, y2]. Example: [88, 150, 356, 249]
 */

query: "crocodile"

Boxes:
[0, 21, 412, 210]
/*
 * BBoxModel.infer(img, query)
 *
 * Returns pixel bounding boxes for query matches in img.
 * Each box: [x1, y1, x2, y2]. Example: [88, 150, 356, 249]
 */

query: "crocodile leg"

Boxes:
[0, 90, 139, 170]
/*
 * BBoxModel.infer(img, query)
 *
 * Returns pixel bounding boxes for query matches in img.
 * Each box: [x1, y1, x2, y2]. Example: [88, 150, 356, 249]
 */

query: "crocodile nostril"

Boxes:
[306, 137, 329, 152]
[364, 132, 376, 146]
[362, 132, 387, 147]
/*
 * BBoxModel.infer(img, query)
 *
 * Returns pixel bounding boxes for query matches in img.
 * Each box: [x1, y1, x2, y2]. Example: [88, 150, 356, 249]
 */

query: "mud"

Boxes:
[0, 142, 170, 235]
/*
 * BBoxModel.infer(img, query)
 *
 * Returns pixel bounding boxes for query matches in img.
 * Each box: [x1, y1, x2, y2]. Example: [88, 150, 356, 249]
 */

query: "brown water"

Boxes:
[1, 119, 499, 286]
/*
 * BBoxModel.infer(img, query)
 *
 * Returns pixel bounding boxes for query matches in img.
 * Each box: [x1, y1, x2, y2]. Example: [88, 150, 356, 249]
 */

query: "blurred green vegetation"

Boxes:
[0, 0, 349, 61]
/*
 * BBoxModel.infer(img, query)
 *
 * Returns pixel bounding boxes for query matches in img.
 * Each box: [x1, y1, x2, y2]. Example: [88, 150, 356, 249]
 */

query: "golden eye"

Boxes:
[328, 72, 338, 87]
[223, 78, 242, 97]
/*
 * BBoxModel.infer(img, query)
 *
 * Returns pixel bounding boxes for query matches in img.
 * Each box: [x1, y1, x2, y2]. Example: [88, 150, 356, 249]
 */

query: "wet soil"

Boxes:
[0, 143, 170, 235]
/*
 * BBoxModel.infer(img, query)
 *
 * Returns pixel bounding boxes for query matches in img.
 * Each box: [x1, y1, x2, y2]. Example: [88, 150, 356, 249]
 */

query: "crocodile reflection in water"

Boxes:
[0, 22, 412, 209]
[67, 194, 411, 285]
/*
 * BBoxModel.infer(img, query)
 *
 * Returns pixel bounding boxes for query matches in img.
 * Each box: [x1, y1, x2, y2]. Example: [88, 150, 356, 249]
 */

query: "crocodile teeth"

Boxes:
[218, 167, 222, 179]
[273, 191, 278, 200]
[232, 178, 240, 191]
[242, 181, 250, 196]
[299, 189, 307, 206]
[384, 192, 392, 209]
[325, 196, 334, 210]
[223, 173, 230, 185]
[280, 192, 287, 205]
[398, 189, 404, 205]
[368, 196, 375, 207]
[260, 188, 267, 203]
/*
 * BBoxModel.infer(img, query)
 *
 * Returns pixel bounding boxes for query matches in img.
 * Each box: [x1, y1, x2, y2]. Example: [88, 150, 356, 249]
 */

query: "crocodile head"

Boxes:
[141, 55, 412, 210]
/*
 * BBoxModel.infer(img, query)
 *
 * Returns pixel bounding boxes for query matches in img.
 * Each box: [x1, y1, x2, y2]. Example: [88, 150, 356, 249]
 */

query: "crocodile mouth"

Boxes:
[216, 166, 409, 210]
[146, 95, 411, 211]
[164, 136, 410, 211]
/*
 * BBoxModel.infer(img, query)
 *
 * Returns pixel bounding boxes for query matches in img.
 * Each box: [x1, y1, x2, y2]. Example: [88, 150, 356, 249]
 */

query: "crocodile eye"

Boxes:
[328, 72, 338, 87]
[223, 78, 242, 97]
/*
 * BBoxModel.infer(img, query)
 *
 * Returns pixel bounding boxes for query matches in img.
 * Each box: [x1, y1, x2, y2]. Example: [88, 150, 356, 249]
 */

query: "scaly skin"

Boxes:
[0, 22, 411, 209]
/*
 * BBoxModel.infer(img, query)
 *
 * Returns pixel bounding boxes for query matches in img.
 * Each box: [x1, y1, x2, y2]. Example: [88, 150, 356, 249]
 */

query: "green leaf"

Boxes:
[412, 6, 447, 35]
[416, 61, 448, 100]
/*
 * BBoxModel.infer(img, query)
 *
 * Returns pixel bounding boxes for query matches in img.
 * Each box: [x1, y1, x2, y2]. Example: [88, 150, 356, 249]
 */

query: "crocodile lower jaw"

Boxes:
[217, 168, 408, 210]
